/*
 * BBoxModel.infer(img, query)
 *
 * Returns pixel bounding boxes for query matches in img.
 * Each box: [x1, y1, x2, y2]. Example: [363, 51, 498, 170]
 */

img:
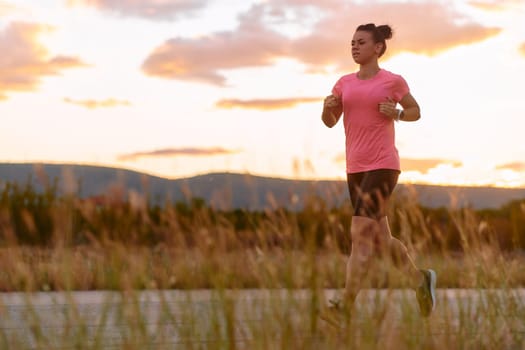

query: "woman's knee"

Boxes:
[351, 241, 375, 263]
[351, 215, 378, 234]
[350, 216, 380, 262]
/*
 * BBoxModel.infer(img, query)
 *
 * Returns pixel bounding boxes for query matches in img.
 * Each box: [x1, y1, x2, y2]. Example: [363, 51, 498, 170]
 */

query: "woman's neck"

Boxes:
[357, 63, 380, 80]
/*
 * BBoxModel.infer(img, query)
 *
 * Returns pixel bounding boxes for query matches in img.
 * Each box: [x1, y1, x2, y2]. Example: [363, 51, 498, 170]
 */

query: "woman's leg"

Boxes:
[342, 172, 381, 307]
[355, 170, 423, 287]
[343, 215, 379, 305]
[346, 170, 436, 316]
[345, 170, 422, 297]
[378, 217, 436, 317]
[378, 217, 423, 287]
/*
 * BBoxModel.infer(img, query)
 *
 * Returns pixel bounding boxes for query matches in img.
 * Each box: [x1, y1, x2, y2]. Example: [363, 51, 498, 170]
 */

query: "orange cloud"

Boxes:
[66, 0, 209, 20]
[401, 158, 463, 173]
[141, 2, 501, 85]
[291, 2, 502, 68]
[333, 153, 345, 164]
[216, 97, 321, 110]
[0, 1, 18, 16]
[141, 18, 289, 85]
[496, 162, 525, 172]
[333, 156, 462, 174]
[63, 97, 131, 109]
[0, 22, 86, 100]
[468, 0, 523, 11]
[117, 147, 240, 161]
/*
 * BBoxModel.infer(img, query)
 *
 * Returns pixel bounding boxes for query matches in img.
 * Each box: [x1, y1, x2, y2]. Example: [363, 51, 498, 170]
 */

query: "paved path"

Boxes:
[1, 289, 524, 349]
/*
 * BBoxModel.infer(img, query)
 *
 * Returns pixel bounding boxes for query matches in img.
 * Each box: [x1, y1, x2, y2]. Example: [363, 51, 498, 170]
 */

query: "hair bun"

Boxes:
[377, 25, 393, 40]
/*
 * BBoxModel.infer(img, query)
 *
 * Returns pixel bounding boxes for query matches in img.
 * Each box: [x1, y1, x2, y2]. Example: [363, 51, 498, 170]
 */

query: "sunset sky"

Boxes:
[0, 0, 524, 187]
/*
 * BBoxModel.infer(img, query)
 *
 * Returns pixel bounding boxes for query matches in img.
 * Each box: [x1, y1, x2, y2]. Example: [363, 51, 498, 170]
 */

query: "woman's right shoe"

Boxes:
[416, 269, 437, 317]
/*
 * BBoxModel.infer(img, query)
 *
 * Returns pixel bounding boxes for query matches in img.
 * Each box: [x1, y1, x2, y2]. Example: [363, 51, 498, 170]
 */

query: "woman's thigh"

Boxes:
[346, 169, 399, 219]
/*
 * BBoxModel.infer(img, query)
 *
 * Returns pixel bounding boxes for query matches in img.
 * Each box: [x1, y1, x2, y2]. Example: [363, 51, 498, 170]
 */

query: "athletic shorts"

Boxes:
[346, 169, 400, 219]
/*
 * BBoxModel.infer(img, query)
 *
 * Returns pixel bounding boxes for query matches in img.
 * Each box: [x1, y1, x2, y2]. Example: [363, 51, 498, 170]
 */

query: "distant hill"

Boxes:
[1, 163, 524, 210]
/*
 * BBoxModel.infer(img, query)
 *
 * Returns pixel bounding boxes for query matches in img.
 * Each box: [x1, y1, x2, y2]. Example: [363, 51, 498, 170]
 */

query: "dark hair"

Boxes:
[356, 23, 393, 57]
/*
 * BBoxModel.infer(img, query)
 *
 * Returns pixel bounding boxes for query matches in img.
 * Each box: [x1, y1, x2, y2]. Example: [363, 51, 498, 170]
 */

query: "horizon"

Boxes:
[2, 161, 525, 190]
[1, 1, 524, 187]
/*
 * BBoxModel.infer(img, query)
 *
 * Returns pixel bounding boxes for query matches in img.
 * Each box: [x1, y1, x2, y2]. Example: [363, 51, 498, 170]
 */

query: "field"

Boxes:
[0, 181, 525, 348]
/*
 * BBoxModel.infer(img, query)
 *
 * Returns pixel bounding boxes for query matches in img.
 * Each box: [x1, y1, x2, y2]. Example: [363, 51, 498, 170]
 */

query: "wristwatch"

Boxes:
[396, 109, 405, 121]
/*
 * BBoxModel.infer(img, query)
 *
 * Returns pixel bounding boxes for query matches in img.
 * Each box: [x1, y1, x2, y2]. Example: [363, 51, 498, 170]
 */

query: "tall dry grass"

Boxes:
[0, 181, 524, 348]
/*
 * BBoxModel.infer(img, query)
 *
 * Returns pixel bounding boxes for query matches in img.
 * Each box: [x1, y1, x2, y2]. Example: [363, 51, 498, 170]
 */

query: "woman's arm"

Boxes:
[322, 95, 343, 128]
[397, 93, 420, 122]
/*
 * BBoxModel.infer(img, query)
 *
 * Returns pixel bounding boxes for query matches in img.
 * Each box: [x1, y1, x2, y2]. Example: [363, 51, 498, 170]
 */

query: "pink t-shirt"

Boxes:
[332, 69, 409, 174]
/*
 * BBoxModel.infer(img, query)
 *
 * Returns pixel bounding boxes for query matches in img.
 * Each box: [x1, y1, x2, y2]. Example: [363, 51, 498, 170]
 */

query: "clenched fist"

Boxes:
[324, 94, 341, 109]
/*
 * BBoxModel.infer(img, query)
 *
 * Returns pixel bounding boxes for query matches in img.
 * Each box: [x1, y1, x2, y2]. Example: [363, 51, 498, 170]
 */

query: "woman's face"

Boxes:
[351, 30, 382, 64]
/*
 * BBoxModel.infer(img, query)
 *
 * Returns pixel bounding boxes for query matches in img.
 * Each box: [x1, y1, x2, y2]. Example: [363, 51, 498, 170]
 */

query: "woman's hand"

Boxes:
[322, 94, 342, 128]
[324, 94, 341, 109]
[378, 97, 399, 120]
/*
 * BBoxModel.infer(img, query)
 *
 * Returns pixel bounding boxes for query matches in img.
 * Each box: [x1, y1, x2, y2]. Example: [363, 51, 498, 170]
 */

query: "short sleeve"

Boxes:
[392, 75, 410, 102]
[332, 77, 343, 98]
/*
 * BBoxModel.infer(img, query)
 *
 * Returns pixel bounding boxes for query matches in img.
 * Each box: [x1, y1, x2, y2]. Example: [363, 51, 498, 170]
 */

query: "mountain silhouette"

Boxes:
[1, 163, 524, 210]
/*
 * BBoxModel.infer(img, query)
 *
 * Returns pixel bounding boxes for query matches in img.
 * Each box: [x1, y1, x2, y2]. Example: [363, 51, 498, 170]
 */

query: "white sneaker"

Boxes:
[416, 269, 437, 317]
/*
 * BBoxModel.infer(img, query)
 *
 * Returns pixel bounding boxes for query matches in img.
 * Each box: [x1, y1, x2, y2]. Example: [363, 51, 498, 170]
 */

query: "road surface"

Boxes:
[1, 289, 524, 349]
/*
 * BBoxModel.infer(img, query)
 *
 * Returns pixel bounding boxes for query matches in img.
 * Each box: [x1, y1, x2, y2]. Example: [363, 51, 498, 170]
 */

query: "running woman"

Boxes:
[321, 23, 436, 318]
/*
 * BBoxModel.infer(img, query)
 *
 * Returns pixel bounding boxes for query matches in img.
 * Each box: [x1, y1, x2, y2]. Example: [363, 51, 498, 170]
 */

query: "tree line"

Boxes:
[0, 180, 524, 253]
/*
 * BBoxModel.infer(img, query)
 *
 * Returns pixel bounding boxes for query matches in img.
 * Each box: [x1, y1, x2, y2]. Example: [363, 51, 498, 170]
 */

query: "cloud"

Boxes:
[215, 97, 321, 110]
[401, 158, 463, 173]
[66, 0, 209, 20]
[333, 153, 345, 164]
[496, 162, 525, 172]
[0, 1, 18, 16]
[141, 9, 289, 85]
[332, 156, 463, 174]
[520, 43, 525, 57]
[289, 1, 502, 67]
[117, 147, 240, 161]
[467, 0, 524, 11]
[0, 22, 86, 100]
[63, 97, 131, 109]
[141, 1, 501, 85]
